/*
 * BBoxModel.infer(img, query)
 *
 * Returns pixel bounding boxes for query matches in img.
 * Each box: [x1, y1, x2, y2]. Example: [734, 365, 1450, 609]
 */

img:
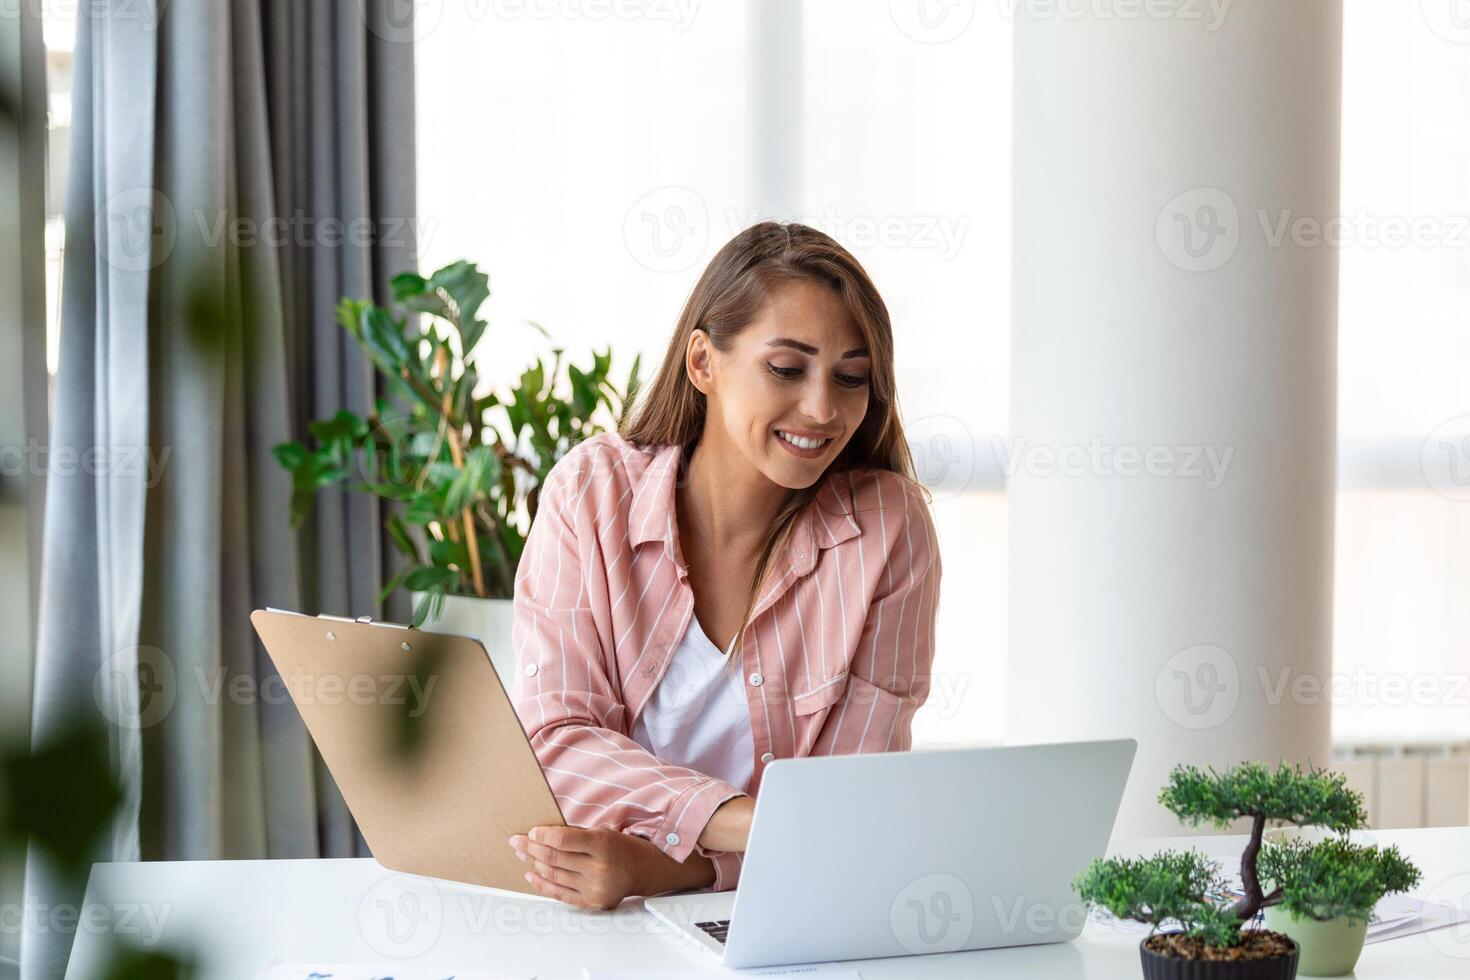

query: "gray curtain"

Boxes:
[22, 1, 415, 976]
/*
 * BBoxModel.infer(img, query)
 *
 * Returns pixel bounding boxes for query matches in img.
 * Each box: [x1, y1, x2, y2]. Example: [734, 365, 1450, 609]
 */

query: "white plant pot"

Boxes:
[411, 592, 517, 690]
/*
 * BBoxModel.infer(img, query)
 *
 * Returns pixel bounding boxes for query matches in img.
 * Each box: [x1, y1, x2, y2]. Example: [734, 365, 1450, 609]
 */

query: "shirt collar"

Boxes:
[627, 442, 863, 573]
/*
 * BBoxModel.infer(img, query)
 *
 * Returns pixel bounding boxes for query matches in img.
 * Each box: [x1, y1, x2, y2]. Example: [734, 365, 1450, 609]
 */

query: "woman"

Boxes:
[508, 221, 942, 909]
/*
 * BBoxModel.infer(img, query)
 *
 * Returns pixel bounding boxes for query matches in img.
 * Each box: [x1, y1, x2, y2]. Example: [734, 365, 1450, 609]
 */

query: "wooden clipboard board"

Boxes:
[250, 608, 565, 894]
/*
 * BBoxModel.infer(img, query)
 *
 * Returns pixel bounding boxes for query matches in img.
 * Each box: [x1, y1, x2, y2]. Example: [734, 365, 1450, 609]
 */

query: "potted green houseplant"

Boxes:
[1259, 831, 1420, 975]
[274, 260, 641, 680]
[1075, 761, 1420, 979]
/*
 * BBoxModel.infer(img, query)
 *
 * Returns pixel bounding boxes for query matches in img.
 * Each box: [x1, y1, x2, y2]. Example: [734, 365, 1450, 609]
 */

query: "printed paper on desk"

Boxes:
[259, 964, 528, 980]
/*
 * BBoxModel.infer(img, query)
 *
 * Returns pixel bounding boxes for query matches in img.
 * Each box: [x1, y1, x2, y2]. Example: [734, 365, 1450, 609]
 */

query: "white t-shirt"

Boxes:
[630, 614, 755, 793]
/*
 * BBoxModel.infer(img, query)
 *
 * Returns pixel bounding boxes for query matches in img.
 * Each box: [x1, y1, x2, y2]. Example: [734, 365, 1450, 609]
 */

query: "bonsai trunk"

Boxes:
[1229, 813, 1282, 922]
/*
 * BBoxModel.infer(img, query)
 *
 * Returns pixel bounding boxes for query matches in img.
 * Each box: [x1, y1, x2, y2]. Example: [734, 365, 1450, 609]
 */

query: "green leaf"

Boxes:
[1159, 762, 1367, 832]
[390, 271, 431, 303]
[403, 564, 456, 593]
[411, 589, 444, 629]
[272, 441, 309, 471]
[362, 306, 413, 369]
[385, 513, 422, 563]
[1259, 837, 1422, 924]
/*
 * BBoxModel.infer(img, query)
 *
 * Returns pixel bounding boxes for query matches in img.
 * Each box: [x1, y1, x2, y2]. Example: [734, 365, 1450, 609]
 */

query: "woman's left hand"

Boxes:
[509, 825, 713, 910]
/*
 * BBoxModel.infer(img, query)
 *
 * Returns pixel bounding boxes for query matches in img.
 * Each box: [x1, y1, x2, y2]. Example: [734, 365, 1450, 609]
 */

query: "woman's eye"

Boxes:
[767, 363, 870, 389]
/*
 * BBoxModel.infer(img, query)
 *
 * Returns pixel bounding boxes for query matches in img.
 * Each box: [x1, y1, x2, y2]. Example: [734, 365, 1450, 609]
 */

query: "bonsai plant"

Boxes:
[274, 260, 641, 629]
[1075, 761, 1421, 979]
[1259, 833, 1421, 975]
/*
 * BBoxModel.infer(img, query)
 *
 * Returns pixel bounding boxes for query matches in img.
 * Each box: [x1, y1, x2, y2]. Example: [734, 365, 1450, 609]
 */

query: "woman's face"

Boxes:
[689, 279, 872, 490]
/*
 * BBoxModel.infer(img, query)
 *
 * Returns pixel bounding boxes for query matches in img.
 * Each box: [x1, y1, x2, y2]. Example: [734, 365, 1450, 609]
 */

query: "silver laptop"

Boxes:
[644, 738, 1136, 969]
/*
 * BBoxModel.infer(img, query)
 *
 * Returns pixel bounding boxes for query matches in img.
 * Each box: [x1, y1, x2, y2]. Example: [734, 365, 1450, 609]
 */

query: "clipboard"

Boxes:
[250, 608, 565, 894]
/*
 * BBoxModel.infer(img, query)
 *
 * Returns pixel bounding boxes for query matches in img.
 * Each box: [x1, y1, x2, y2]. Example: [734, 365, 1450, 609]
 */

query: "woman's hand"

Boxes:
[509, 826, 715, 910]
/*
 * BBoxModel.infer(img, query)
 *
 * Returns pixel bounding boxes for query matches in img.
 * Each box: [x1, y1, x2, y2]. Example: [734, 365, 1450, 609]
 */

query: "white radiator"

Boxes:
[1334, 739, 1470, 828]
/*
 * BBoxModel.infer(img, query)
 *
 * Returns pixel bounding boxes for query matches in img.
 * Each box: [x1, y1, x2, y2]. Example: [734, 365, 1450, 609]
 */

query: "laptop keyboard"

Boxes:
[695, 919, 730, 945]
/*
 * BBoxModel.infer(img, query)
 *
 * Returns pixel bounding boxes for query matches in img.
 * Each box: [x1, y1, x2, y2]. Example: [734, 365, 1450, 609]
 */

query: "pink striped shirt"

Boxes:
[511, 431, 942, 891]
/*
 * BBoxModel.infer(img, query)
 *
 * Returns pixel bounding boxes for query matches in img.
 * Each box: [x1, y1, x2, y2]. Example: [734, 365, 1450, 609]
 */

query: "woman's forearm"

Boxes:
[697, 795, 755, 853]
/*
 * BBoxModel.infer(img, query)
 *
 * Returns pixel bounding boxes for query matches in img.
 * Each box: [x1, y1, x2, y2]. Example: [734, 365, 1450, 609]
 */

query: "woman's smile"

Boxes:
[773, 427, 834, 459]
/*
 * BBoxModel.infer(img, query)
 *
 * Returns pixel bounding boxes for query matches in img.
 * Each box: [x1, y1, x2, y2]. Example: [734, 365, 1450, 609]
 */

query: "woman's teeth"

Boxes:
[777, 430, 829, 450]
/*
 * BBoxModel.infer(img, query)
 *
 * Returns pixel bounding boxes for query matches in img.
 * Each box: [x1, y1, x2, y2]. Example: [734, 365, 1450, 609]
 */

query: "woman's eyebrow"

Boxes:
[766, 338, 870, 358]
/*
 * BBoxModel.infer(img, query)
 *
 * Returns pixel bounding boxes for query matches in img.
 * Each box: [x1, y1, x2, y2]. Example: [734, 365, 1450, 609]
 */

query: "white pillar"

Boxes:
[1008, 0, 1342, 836]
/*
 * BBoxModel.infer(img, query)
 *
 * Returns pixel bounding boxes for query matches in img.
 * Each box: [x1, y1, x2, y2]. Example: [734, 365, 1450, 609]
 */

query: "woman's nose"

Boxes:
[801, 383, 838, 425]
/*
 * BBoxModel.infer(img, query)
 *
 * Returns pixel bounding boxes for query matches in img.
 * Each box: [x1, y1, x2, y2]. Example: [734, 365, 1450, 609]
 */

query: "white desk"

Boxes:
[65, 828, 1469, 979]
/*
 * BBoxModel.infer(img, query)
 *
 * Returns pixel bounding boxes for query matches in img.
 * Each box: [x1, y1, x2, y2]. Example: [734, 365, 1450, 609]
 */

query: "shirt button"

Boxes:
[748, 671, 763, 687]
[523, 662, 538, 677]
[761, 752, 775, 764]
[665, 832, 681, 847]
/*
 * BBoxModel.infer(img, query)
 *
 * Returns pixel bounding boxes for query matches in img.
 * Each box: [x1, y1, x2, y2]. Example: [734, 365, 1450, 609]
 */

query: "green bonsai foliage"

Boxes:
[1258, 836, 1420, 926]
[1074, 761, 1422, 950]
[274, 260, 641, 626]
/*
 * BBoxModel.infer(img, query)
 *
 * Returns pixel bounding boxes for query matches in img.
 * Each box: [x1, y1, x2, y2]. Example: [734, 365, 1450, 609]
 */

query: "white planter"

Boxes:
[412, 592, 517, 689]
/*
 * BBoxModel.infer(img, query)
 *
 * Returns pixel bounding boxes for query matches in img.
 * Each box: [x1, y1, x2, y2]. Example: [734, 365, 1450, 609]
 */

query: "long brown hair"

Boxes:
[620, 220, 928, 663]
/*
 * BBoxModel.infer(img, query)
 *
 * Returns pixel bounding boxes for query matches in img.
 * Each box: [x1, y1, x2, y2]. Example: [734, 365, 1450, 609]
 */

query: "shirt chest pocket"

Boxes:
[790, 671, 849, 716]
[789, 669, 908, 751]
